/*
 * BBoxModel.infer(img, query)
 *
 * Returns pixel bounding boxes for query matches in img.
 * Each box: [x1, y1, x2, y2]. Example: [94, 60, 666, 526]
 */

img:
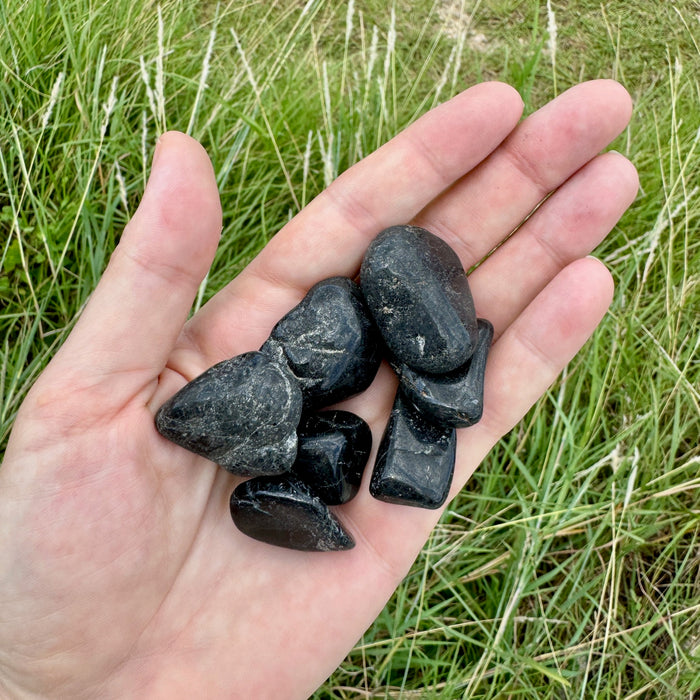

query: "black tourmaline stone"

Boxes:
[155, 351, 302, 476]
[260, 277, 382, 408]
[360, 225, 478, 374]
[397, 319, 494, 428]
[369, 390, 457, 509]
[230, 476, 355, 551]
[291, 410, 372, 505]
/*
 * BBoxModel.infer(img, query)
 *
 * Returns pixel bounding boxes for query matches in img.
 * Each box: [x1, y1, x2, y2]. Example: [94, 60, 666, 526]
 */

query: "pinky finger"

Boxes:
[452, 255, 615, 490]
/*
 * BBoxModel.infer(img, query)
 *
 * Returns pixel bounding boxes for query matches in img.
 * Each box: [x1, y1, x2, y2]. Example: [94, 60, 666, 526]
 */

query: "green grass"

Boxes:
[1, 0, 699, 697]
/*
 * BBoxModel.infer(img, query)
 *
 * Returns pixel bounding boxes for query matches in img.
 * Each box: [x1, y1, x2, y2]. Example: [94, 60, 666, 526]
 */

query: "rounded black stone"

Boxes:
[230, 475, 355, 551]
[369, 390, 456, 509]
[260, 277, 382, 409]
[291, 410, 372, 505]
[155, 351, 302, 477]
[360, 225, 478, 374]
[397, 319, 494, 428]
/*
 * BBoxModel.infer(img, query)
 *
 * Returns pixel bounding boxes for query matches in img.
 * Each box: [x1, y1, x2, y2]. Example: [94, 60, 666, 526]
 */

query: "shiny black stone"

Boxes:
[261, 277, 382, 409]
[230, 476, 355, 551]
[397, 319, 494, 428]
[155, 351, 302, 476]
[369, 390, 457, 509]
[360, 225, 478, 374]
[291, 410, 372, 505]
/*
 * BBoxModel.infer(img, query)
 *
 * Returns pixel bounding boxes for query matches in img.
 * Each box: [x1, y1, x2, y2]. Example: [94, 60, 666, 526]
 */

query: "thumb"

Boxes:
[51, 131, 222, 408]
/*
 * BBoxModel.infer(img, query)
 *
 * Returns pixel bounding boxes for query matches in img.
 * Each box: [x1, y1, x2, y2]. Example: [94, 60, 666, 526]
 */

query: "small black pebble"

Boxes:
[369, 390, 456, 509]
[230, 475, 355, 551]
[292, 410, 372, 505]
[397, 319, 494, 428]
[261, 277, 382, 408]
[360, 225, 478, 374]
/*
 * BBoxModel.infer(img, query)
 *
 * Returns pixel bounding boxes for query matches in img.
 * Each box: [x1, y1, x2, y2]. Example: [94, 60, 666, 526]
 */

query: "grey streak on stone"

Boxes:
[230, 475, 355, 551]
[369, 390, 457, 509]
[260, 277, 382, 409]
[397, 318, 494, 428]
[155, 351, 302, 476]
[360, 225, 478, 374]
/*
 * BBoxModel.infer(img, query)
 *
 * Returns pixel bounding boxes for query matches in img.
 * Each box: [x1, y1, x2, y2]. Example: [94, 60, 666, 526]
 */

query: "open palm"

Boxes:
[0, 80, 638, 698]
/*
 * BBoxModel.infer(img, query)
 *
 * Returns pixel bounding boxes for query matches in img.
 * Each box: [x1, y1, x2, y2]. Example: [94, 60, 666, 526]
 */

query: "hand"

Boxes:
[0, 80, 637, 698]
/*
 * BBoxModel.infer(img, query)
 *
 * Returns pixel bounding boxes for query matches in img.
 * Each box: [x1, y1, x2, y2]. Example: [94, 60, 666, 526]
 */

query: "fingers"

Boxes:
[337, 152, 637, 436]
[343, 257, 615, 576]
[52, 132, 222, 404]
[414, 79, 633, 267]
[179, 82, 524, 368]
[178, 81, 632, 375]
[470, 151, 639, 334]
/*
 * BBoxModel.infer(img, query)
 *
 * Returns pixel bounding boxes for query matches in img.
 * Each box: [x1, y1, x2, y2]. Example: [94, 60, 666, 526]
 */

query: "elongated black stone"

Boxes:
[360, 225, 478, 374]
[369, 390, 456, 509]
[261, 277, 382, 408]
[291, 410, 372, 505]
[397, 319, 494, 428]
[155, 351, 302, 476]
[230, 476, 355, 551]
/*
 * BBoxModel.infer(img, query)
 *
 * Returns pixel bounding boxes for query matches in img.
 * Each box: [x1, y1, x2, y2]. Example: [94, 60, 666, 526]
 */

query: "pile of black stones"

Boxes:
[155, 225, 493, 552]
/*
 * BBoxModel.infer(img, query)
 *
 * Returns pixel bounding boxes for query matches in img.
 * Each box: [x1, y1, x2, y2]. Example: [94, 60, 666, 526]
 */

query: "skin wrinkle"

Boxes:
[502, 134, 556, 196]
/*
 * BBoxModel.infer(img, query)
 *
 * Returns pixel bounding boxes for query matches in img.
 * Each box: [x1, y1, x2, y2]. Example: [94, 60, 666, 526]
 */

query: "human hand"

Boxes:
[0, 80, 638, 698]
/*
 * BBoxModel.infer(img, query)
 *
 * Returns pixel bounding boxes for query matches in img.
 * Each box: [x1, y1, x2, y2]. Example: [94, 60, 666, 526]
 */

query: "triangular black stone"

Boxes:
[155, 351, 302, 476]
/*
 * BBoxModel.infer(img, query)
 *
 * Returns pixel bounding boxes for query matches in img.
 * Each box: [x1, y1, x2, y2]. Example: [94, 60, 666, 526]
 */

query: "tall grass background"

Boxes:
[1, 0, 698, 696]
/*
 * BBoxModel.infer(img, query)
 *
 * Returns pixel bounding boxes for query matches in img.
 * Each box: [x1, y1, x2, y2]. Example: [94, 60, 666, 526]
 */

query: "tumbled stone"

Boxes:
[291, 410, 372, 505]
[261, 277, 382, 409]
[155, 351, 302, 476]
[397, 319, 494, 428]
[369, 390, 457, 509]
[360, 225, 478, 374]
[230, 475, 355, 551]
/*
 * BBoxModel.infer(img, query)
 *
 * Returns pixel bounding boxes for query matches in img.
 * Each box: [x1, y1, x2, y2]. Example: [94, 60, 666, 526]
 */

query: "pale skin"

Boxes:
[0, 80, 638, 698]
